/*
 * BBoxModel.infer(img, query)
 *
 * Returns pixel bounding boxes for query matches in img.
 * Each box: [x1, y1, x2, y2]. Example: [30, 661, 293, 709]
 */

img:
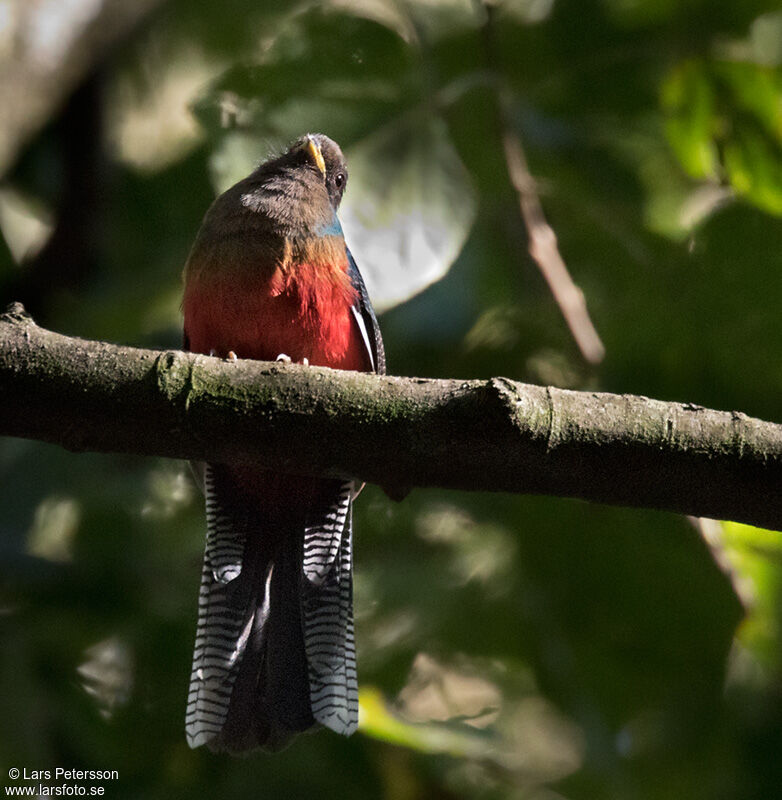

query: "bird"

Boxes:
[181, 133, 384, 753]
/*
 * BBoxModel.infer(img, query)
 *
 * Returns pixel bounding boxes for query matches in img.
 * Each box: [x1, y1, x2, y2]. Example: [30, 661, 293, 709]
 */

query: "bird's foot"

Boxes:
[275, 354, 310, 366]
[208, 349, 238, 362]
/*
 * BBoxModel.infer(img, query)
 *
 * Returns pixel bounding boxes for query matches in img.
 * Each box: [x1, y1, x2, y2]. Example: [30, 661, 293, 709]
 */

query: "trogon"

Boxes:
[181, 134, 385, 753]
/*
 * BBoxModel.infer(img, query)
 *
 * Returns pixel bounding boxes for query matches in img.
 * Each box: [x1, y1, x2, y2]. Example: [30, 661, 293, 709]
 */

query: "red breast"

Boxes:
[183, 238, 370, 373]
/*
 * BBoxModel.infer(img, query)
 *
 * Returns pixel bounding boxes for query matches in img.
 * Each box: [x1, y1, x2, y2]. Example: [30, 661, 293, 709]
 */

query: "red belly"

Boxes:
[183, 267, 370, 372]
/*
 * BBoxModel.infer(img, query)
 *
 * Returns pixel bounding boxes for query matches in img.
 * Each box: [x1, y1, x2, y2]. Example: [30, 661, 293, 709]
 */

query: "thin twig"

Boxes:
[500, 123, 606, 364]
[479, 1, 604, 363]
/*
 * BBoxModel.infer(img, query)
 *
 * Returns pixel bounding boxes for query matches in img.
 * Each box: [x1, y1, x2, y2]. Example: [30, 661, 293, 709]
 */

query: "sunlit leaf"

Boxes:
[662, 58, 782, 215]
[720, 521, 782, 674]
[661, 60, 719, 179]
[341, 115, 476, 311]
[359, 686, 498, 757]
[713, 60, 782, 134]
[715, 62, 782, 214]
[723, 122, 782, 214]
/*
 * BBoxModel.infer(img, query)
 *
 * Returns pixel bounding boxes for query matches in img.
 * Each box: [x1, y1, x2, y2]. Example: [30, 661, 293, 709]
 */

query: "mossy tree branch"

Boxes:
[1, 302, 781, 530]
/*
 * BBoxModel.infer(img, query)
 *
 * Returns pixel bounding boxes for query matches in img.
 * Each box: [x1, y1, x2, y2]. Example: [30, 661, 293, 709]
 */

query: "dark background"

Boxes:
[1, 1, 781, 797]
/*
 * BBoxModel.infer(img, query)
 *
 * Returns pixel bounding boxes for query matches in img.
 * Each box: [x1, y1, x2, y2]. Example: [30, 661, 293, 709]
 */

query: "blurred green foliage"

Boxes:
[1, 1, 782, 798]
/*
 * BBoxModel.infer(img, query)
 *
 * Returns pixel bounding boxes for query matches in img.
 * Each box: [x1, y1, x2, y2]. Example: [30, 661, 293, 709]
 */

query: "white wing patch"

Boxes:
[350, 305, 375, 372]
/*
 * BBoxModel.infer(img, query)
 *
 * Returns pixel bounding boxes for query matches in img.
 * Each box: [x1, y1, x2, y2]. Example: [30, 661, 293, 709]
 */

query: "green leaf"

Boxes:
[723, 121, 782, 214]
[720, 521, 782, 675]
[661, 60, 719, 179]
[358, 687, 498, 757]
[662, 58, 782, 215]
[714, 61, 782, 213]
[713, 60, 782, 134]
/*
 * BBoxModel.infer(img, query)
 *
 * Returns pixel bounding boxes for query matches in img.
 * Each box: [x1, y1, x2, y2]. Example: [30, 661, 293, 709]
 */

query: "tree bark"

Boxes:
[1, 302, 781, 530]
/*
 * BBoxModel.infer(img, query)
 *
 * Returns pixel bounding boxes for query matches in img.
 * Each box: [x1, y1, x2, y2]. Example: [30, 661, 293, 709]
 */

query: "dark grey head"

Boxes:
[286, 133, 348, 209]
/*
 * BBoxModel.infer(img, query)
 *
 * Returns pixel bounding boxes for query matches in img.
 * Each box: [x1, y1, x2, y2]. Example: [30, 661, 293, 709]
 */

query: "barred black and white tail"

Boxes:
[185, 466, 358, 753]
[302, 481, 359, 736]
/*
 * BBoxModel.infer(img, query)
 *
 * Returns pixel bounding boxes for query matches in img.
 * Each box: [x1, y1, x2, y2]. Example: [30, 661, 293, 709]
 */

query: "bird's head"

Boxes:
[287, 133, 348, 210]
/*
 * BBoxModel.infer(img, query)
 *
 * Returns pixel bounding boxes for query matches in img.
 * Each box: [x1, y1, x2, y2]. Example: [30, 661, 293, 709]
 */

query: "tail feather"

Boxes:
[302, 483, 359, 735]
[302, 482, 351, 584]
[186, 467, 359, 753]
[186, 465, 252, 749]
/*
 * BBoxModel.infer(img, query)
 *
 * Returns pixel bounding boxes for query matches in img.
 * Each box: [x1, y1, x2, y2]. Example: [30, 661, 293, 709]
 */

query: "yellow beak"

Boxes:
[305, 136, 327, 177]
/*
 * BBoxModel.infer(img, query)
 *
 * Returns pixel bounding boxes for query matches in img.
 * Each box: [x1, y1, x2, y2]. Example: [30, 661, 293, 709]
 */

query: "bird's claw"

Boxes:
[275, 354, 310, 366]
[208, 348, 238, 362]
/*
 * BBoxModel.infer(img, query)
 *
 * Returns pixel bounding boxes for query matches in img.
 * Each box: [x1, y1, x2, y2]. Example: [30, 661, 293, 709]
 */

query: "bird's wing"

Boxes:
[347, 247, 385, 375]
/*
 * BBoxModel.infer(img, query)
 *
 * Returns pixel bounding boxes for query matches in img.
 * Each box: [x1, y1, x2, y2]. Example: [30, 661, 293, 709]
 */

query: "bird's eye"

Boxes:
[334, 173, 345, 189]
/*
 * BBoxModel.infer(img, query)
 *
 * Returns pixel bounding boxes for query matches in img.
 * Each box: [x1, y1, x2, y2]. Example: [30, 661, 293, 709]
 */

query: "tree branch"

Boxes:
[1, 302, 781, 530]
